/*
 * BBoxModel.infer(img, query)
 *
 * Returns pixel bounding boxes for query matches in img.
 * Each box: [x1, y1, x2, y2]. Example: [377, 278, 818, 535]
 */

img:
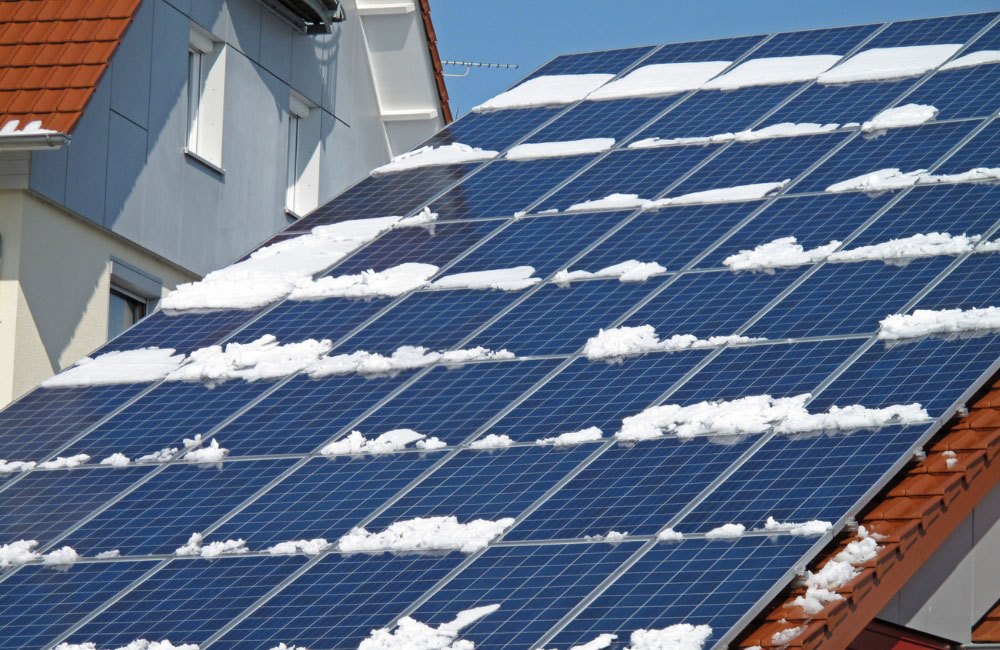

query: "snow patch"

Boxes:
[308, 345, 514, 378]
[469, 434, 514, 450]
[724, 237, 839, 272]
[0, 460, 36, 474]
[584, 325, 762, 361]
[771, 626, 807, 646]
[555, 260, 666, 285]
[826, 168, 926, 194]
[290, 263, 439, 301]
[175, 533, 248, 558]
[338, 516, 514, 554]
[657, 528, 684, 542]
[569, 634, 619, 650]
[535, 427, 604, 447]
[764, 517, 832, 537]
[167, 335, 332, 384]
[96, 550, 121, 559]
[183, 439, 228, 464]
[100, 453, 131, 468]
[701, 55, 841, 90]
[432, 266, 540, 291]
[567, 193, 647, 212]
[624, 624, 712, 650]
[417, 438, 448, 450]
[0, 119, 57, 135]
[791, 527, 881, 614]
[617, 393, 928, 442]
[818, 44, 962, 84]
[162, 217, 401, 311]
[321, 429, 427, 456]
[878, 306, 1000, 341]
[861, 104, 938, 133]
[56, 641, 199, 650]
[372, 144, 498, 174]
[645, 180, 789, 209]
[38, 454, 90, 470]
[704, 523, 745, 540]
[264, 539, 331, 556]
[473, 74, 614, 112]
[505, 138, 615, 161]
[42, 348, 186, 388]
[358, 605, 500, 650]
[0, 540, 40, 568]
[629, 122, 839, 149]
[587, 61, 731, 100]
[941, 50, 1000, 71]
[43, 546, 80, 566]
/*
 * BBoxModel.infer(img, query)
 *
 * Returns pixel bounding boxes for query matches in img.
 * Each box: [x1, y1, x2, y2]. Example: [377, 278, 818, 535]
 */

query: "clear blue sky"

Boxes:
[429, 1, 999, 116]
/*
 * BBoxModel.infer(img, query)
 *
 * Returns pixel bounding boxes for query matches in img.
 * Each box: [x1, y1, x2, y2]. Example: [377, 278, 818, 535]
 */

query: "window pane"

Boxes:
[187, 49, 202, 151]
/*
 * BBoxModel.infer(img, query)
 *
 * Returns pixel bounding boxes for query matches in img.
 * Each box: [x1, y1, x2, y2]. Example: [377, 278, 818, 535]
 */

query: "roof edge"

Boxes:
[417, 0, 452, 124]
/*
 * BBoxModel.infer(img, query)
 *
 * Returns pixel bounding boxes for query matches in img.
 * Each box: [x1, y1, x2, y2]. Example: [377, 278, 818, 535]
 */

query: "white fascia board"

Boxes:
[356, 2, 416, 15]
[381, 108, 439, 121]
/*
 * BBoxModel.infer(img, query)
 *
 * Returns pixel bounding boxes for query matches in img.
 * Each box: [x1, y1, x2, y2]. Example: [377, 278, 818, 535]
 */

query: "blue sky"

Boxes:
[430, 1, 999, 116]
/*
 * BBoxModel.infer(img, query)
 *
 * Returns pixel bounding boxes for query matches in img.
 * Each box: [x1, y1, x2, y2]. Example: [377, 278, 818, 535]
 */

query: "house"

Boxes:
[1, 9, 1000, 650]
[0, 0, 450, 406]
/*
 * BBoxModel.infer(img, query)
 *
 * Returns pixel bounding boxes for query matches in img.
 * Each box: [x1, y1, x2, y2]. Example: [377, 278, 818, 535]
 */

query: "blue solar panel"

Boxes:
[9, 13, 1000, 650]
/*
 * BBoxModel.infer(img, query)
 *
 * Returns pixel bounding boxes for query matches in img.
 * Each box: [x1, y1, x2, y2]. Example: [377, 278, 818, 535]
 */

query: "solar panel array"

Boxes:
[6, 11, 1000, 650]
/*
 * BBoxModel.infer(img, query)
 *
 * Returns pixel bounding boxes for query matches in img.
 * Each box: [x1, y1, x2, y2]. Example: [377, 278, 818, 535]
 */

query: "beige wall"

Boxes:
[0, 190, 198, 405]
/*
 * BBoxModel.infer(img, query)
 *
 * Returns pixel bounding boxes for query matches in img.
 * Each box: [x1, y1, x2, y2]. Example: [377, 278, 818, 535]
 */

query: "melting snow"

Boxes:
[878, 306, 1000, 341]
[308, 345, 514, 378]
[264, 539, 331, 556]
[567, 193, 647, 212]
[167, 336, 333, 384]
[569, 634, 619, 650]
[584, 325, 763, 361]
[161, 216, 401, 311]
[764, 517, 832, 537]
[38, 454, 90, 470]
[505, 138, 615, 161]
[339, 516, 514, 554]
[704, 523, 745, 540]
[321, 429, 427, 456]
[0, 540, 40, 568]
[469, 434, 515, 450]
[358, 604, 500, 650]
[624, 624, 713, 650]
[701, 55, 841, 90]
[372, 144, 498, 174]
[921, 167, 1000, 185]
[555, 260, 666, 285]
[771, 626, 807, 645]
[432, 266, 541, 291]
[826, 168, 926, 194]
[535, 426, 604, 447]
[183, 439, 228, 464]
[0, 118, 56, 135]
[724, 237, 840, 272]
[43, 546, 80, 566]
[645, 180, 789, 209]
[473, 74, 614, 111]
[861, 104, 938, 133]
[629, 122, 840, 149]
[417, 438, 448, 450]
[100, 453, 131, 468]
[587, 61, 731, 100]
[290, 263, 439, 301]
[791, 527, 880, 614]
[617, 393, 927, 442]
[818, 44, 962, 84]
[0, 460, 35, 474]
[56, 642, 199, 650]
[41, 348, 186, 388]
[941, 50, 1000, 70]
[175, 533, 248, 558]
[95, 550, 121, 559]
[657, 528, 684, 542]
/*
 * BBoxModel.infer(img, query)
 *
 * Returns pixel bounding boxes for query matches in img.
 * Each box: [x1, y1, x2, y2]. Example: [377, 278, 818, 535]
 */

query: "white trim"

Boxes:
[381, 108, 439, 121]
[188, 24, 216, 54]
[356, 2, 415, 15]
[289, 90, 313, 119]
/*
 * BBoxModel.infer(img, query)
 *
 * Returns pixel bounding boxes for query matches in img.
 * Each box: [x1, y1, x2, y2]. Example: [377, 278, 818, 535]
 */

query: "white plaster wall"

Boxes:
[0, 190, 197, 406]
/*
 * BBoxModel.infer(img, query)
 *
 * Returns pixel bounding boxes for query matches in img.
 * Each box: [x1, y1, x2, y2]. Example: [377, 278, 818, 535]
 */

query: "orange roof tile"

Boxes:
[0, 0, 141, 134]
[733, 379, 1000, 650]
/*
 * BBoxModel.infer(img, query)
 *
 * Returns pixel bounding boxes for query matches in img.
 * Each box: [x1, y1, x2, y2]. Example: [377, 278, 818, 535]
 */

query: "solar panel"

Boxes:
[5, 11, 1000, 650]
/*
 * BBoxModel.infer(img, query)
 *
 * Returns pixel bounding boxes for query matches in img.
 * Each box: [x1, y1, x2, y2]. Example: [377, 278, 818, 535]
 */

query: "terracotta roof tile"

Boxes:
[0, 0, 141, 133]
[974, 599, 1000, 642]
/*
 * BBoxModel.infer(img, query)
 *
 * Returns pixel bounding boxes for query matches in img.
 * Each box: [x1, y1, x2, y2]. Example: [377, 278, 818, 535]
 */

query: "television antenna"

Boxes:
[442, 60, 519, 77]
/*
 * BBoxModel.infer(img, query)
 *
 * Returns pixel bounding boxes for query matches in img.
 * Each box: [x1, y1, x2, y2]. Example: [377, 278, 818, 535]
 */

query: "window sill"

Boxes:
[183, 147, 225, 176]
[284, 207, 303, 220]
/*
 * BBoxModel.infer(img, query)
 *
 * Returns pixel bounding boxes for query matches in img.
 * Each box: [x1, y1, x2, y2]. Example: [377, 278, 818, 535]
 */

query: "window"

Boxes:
[185, 24, 226, 168]
[284, 90, 321, 217]
[107, 258, 162, 340]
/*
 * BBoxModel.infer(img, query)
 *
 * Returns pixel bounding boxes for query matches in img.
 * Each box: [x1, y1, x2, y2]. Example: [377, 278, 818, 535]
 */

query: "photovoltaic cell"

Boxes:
[365, 444, 597, 530]
[419, 107, 560, 152]
[679, 424, 927, 533]
[913, 253, 1000, 311]
[901, 63, 1000, 120]
[504, 437, 756, 541]
[746, 22, 876, 57]
[209, 553, 463, 650]
[225, 294, 395, 346]
[0, 560, 158, 650]
[929, 119, 1000, 173]
[549, 536, 820, 649]
[97, 308, 259, 355]
[763, 76, 921, 126]
[863, 12, 996, 48]
[524, 46, 656, 80]
[640, 35, 764, 65]
[409, 542, 643, 650]
[526, 96, 682, 143]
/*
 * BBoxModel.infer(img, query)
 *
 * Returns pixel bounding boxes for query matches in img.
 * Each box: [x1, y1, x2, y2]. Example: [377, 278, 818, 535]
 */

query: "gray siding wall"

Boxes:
[28, 0, 400, 276]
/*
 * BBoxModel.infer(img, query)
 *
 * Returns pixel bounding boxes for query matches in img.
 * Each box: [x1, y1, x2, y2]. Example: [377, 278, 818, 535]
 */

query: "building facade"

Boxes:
[0, 0, 450, 405]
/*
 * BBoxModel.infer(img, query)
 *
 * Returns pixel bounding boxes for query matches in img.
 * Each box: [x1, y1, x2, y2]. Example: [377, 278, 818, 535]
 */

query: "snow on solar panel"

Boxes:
[5, 11, 1000, 650]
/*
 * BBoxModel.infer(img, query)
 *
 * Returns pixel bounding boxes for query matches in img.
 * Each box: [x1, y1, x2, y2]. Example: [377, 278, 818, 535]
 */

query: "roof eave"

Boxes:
[0, 132, 71, 151]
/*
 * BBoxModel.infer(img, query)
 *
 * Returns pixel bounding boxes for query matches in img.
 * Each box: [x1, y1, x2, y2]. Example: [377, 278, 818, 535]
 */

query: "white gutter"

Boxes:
[0, 132, 70, 151]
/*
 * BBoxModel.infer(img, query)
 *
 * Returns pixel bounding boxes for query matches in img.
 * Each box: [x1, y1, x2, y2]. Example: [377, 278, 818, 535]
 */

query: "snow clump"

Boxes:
[38, 454, 90, 470]
[701, 55, 841, 90]
[878, 306, 1000, 341]
[818, 44, 961, 84]
[321, 429, 427, 456]
[764, 517, 832, 537]
[175, 533, 248, 558]
[372, 143, 498, 174]
[629, 122, 839, 149]
[43, 546, 80, 567]
[791, 527, 881, 614]
[432, 266, 540, 291]
[505, 138, 615, 161]
[308, 345, 514, 378]
[56, 642, 199, 650]
[568, 634, 619, 650]
[535, 427, 604, 447]
[468, 434, 514, 450]
[587, 61, 731, 100]
[704, 523, 745, 540]
[290, 263, 439, 301]
[657, 528, 684, 542]
[358, 604, 500, 650]
[861, 104, 937, 133]
[264, 539, 331, 556]
[623, 624, 713, 650]
[473, 73, 614, 111]
[338, 516, 514, 554]
[0, 540, 41, 568]
[166, 335, 332, 385]
[42, 348, 186, 388]
[584, 325, 762, 361]
[554, 260, 666, 285]
[183, 439, 228, 464]
[100, 453, 131, 468]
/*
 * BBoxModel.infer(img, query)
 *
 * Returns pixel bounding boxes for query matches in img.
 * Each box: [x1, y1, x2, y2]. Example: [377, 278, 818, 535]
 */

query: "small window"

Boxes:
[185, 24, 226, 168]
[284, 91, 321, 217]
[108, 288, 147, 340]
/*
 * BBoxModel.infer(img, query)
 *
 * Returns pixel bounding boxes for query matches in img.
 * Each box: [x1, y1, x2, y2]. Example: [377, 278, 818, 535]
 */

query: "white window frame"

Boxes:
[185, 24, 226, 170]
[284, 90, 321, 217]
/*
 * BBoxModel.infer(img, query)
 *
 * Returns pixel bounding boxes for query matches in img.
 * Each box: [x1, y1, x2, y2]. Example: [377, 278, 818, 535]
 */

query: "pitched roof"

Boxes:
[0, 0, 142, 134]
